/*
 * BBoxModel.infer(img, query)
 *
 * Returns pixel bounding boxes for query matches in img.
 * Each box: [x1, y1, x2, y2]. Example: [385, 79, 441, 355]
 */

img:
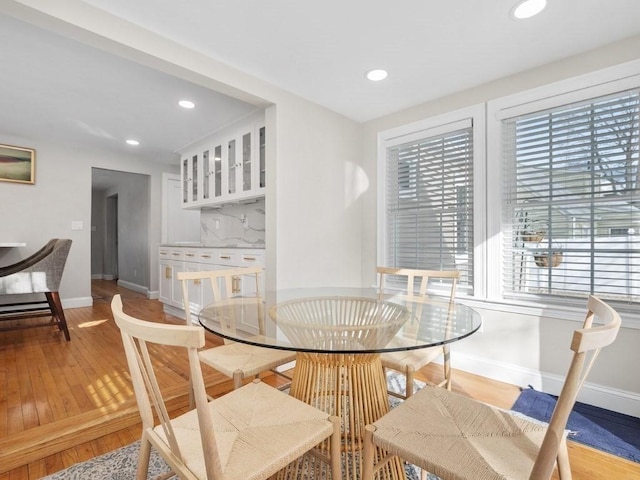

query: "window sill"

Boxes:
[457, 296, 640, 330]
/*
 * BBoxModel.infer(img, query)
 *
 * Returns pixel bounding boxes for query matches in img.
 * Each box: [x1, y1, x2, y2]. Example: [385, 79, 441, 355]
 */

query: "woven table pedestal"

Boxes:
[285, 352, 406, 480]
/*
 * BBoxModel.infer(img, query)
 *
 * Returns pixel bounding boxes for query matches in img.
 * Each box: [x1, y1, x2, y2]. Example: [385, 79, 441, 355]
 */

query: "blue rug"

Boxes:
[511, 387, 640, 463]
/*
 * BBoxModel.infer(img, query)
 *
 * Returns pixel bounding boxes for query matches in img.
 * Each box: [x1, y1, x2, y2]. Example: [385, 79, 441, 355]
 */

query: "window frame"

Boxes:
[487, 62, 640, 326]
[377, 61, 640, 329]
[377, 104, 487, 299]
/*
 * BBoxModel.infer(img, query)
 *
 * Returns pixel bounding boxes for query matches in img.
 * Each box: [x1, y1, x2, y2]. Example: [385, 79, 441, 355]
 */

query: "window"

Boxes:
[502, 90, 640, 303]
[380, 111, 482, 296]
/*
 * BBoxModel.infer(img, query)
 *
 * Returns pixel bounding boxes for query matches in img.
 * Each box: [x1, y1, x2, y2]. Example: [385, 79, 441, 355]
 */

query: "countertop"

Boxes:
[159, 244, 264, 249]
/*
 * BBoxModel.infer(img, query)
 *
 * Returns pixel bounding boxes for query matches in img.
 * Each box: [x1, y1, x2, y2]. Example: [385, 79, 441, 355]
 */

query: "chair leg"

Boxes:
[329, 415, 342, 479]
[187, 379, 195, 409]
[136, 433, 152, 480]
[556, 437, 572, 480]
[232, 370, 244, 389]
[362, 425, 376, 480]
[405, 365, 415, 398]
[46, 291, 70, 341]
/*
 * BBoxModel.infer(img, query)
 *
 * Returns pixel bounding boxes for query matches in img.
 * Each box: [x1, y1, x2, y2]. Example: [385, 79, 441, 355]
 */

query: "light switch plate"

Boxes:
[71, 221, 83, 231]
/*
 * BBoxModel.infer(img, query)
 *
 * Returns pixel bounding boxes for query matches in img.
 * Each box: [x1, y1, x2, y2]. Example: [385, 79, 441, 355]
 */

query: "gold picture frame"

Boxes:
[0, 143, 35, 184]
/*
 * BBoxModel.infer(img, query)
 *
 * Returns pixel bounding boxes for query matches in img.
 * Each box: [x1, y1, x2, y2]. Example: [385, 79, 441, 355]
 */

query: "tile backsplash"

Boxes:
[200, 198, 265, 248]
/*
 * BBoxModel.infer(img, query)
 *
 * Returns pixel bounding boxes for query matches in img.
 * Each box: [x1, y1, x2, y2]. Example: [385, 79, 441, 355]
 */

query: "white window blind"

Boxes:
[503, 89, 640, 302]
[385, 123, 474, 294]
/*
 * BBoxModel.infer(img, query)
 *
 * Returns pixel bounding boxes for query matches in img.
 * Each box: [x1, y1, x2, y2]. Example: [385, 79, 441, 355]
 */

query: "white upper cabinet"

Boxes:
[181, 111, 265, 208]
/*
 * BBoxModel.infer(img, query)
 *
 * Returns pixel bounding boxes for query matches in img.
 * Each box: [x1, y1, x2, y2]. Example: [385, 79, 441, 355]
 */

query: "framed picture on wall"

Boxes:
[0, 143, 35, 184]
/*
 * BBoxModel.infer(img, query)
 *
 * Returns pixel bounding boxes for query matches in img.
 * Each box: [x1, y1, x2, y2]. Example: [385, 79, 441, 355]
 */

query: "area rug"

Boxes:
[511, 386, 640, 463]
[40, 439, 427, 480]
[40, 372, 435, 479]
[40, 440, 174, 479]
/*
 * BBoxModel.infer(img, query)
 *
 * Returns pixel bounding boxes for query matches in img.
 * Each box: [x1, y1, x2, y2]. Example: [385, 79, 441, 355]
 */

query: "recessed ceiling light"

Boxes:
[511, 0, 547, 19]
[126, 139, 140, 146]
[366, 69, 388, 82]
[178, 100, 195, 109]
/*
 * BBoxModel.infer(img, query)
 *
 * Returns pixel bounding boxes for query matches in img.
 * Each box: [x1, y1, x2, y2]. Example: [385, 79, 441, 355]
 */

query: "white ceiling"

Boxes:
[2, 0, 640, 166]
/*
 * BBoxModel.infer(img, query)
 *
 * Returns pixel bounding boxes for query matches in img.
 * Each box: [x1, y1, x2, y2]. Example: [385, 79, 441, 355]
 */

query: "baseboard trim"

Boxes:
[452, 352, 640, 417]
[63, 296, 93, 308]
[116, 280, 148, 295]
[162, 303, 187, 321]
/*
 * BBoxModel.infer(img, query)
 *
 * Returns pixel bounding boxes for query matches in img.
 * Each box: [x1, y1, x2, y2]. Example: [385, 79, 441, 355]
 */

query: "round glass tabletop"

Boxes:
[198, 287, 482, 354]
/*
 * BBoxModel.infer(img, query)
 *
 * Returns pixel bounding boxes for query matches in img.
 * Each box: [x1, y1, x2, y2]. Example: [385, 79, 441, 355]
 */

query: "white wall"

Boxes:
[3, 1, 365, 294]
[272, 97, 363, 289]
[7, 0, 639, 414]
[0, 132, 176, 306]
[361, 36, 640, 415]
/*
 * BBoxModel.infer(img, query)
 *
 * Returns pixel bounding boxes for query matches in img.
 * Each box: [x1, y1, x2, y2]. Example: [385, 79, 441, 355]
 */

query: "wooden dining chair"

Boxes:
[376, 267, 460, 397]
[178, 267, 295, 392]
[112, 294, 341, 480]
[363, 295, 622, 480]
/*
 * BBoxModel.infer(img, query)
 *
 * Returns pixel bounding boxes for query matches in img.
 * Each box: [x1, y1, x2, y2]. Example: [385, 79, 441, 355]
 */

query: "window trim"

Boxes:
[377, 104, 487, 298]
[376, 61, 640, 329]
[487, 60, 640, 327]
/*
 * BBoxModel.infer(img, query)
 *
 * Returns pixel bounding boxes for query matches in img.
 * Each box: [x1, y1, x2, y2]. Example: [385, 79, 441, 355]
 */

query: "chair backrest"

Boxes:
[111, 294, 224, 479]
[0, 238, 72, 294]
[0, 239, 57, 277]
[376, 267, 459, 300]
[530, 295, 622, 480]
[177, 266, 263, 322]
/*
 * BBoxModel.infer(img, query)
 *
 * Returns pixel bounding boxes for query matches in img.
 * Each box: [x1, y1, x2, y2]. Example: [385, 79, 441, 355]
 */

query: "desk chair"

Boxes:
[363, 295, 621, 480]
[0, 238, 72, 340]
[112, 294, 341, 480]
[377, 267, 460, 397]
[178, 268, 295, 392]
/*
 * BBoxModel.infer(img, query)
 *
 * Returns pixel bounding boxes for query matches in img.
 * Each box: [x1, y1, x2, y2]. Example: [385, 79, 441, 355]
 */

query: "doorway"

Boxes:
[106, 194, 119, 280]
[91, 167, 150, 297]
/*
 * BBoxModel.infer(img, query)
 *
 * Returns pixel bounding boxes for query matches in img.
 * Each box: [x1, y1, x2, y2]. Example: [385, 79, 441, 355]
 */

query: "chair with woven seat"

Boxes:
[178, 267, 295, 391]
[111, 294, 341, 480]
[376, 267, 460, 397]
[0, 238, 72, 340]
[363, 295, 621, 480]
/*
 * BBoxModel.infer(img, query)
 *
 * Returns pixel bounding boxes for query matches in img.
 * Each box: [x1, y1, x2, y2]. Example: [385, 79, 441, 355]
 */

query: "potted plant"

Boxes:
[533, 250, 563, 268]
[516, 211, 546, 243]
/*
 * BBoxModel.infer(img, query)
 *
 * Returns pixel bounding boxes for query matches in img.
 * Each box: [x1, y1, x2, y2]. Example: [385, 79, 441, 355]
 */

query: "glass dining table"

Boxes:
[199, 287, 482, 480]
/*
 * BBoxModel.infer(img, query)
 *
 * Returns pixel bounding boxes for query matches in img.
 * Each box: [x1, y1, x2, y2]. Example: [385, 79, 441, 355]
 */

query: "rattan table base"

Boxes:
[286, 352, 406, 480]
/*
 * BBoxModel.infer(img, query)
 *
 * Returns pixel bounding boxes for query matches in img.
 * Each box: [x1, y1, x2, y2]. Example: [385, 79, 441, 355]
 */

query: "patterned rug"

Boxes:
[40, 373, 435, 480]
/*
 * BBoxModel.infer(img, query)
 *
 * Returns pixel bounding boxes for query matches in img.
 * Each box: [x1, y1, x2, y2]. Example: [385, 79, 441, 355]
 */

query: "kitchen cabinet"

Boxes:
[181, 112, 265, 208]
[158, 246, 265, 333]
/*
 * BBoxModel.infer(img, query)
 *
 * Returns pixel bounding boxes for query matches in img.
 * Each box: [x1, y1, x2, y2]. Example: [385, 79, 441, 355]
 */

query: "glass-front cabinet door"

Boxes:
[179, 112, 266, 208]
[242, 131, 252, 192]
[214, 144, 222, 199]
[181, 152, 200, 207]
[202, 150, 210, 200]
[259, 126, 266, 188]
[182, 158, 189, 204]
[228, 138, 236, 195]
[191, 154, 198, 202]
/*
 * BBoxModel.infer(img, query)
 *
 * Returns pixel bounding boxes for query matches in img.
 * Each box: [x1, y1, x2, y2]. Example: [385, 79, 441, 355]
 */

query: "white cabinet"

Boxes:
[158, 246, 265, 333]
[158, 247, 185, 306]
[181, 113, 266, 208]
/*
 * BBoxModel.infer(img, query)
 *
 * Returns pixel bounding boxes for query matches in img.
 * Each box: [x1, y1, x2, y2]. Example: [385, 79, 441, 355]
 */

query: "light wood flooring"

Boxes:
[1, 280, 638, 479]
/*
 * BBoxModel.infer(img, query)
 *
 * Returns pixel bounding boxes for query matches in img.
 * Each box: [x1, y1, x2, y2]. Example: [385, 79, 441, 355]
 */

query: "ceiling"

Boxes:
[1, 0, 640, 167]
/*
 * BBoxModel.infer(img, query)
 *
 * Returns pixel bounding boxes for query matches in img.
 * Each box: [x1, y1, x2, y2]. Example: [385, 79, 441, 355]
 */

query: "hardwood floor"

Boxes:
[1, 280, 638, 479]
